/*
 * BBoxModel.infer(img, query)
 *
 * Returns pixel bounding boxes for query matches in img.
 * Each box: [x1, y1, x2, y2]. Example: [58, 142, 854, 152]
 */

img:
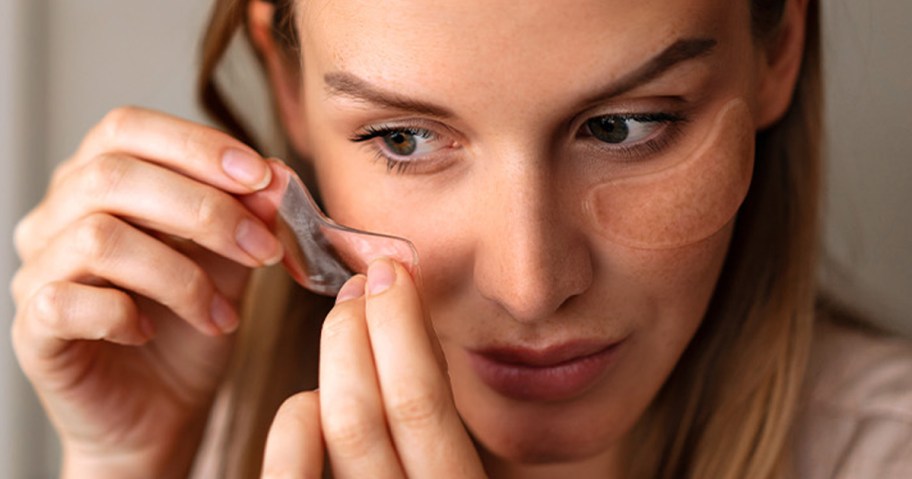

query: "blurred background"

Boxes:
[1, 1, 910, 477]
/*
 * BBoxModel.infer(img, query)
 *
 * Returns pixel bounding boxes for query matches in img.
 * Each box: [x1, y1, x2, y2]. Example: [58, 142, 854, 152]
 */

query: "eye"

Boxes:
[584, 114, 674, 145]
[383, 130, 420, 155]
[353, 126, 446, 158]
[350, 124, 458, 174]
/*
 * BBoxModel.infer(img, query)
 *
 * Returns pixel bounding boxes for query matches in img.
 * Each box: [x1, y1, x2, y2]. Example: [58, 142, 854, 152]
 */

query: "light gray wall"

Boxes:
[1, 1, 215, 477]
[1, 1, 910, 477]
[1, 1, 52, 477]
[1, 3, 25, 478]
[45, 0, 213, 163]
[820, 1, 912, 336]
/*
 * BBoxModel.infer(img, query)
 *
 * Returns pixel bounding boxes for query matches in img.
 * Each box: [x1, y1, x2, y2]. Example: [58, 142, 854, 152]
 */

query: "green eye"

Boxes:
[586, 117, 631, 144]
[383, 131, 418, 156]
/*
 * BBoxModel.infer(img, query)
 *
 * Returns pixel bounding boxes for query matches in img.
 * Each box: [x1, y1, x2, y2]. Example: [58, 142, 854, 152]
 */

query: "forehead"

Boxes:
[298, 0, 738, 112]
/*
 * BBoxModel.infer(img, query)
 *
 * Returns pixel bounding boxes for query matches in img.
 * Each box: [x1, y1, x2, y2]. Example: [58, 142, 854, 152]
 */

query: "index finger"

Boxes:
[67, 106, 270, 194]
[363, 259, 486, 479]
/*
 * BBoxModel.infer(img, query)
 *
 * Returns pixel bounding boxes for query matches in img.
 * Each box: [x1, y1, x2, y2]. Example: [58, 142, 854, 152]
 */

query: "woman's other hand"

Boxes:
[10, 107, 283, 478]
[260, 259, 485, 479]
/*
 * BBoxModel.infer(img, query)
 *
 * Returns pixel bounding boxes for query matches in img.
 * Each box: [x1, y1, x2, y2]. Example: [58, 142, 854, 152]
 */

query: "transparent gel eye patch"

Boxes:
[584, 99, 755, 249]
[243, 162, 419, 296]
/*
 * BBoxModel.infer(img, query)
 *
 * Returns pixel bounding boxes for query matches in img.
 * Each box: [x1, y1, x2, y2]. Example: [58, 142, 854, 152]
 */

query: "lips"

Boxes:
[467, 338, 625, 402]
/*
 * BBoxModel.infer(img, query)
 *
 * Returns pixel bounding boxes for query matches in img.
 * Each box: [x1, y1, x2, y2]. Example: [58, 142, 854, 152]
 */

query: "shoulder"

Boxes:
[793, 311, 912, 479]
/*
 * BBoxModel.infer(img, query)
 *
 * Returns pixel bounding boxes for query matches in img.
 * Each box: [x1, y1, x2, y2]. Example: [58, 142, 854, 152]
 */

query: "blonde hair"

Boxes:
[196, 1, 823, 477]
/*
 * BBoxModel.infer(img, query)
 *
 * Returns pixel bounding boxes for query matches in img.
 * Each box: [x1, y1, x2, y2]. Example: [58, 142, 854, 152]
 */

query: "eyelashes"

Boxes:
[349, 111, 689, 174]
[579, 112, 687, 161]
[350, 125, 448, 174]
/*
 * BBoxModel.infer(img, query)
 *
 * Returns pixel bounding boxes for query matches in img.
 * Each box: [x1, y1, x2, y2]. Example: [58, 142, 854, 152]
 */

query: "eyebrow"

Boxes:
[323, 37, 717, 118]
[578, 37, 717, 104]
[324, 71, 456, 118]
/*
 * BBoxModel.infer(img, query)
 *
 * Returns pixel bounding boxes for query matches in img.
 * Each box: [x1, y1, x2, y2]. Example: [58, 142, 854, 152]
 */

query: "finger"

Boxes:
[364, 259, 485, 478]
[319, 275, 405, 479]
[20, 154, 282, 267]
[261, 391, 325, 479]
[11, 213, 234, 336]
[11, 281, 148, 374]
[66, 106, 271, 194]
[238, 159, 292, 224]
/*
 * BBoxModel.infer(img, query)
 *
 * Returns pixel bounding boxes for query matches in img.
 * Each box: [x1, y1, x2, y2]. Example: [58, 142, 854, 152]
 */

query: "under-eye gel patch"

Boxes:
[243, 161, 419, 296]
[584, 99, 755, 249]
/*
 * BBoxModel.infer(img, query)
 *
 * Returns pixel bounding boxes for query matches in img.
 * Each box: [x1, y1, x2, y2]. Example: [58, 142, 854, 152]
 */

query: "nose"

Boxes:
[472, 158, 593, 323]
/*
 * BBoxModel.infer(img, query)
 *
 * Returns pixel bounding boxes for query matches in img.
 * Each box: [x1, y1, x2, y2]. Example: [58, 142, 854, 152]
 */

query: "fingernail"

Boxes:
[236, 218, 283, 265]
[222, 148, 271, 190]
[367, 259, 395, 296]
[210, 294, 238, 334]
[335, 276, 366, 304]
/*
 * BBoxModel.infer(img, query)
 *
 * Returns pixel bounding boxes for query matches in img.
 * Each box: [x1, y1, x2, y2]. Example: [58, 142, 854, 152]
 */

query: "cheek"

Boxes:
[314, 158, 474, 290]
[592, 222, 734, 340]
[585, 99, 754, 250]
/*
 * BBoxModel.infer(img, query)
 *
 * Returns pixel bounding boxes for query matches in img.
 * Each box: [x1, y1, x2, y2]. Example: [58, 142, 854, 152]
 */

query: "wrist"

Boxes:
[61, 449, 190, 479]
[60, 414, 208, 479]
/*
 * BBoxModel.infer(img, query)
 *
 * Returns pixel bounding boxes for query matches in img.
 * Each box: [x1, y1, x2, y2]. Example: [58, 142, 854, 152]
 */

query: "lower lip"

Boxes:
[467, 343, 623, 402]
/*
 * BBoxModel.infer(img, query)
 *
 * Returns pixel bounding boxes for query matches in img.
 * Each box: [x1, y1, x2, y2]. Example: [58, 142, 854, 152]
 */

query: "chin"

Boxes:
[466, 409, 616, 465]
[490, 440, 601, 465]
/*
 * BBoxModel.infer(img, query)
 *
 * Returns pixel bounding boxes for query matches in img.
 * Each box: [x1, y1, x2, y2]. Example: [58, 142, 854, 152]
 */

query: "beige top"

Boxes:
[793, 318, 912, 478]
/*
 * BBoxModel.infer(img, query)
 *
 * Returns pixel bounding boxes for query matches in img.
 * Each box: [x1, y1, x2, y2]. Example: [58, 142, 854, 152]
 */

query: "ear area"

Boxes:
[247, 0, 310, 157]
[754, 0, 811, 130]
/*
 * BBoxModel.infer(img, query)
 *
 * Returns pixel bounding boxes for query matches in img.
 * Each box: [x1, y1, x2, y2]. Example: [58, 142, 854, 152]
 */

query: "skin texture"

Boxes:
[586, 99, 755, 249]
[10, 0, 808, 478]
[252, 0, 805, 476]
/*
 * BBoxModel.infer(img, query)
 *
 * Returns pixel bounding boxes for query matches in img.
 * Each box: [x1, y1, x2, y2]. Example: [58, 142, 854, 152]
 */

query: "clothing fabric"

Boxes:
[794, 317, 912, 478]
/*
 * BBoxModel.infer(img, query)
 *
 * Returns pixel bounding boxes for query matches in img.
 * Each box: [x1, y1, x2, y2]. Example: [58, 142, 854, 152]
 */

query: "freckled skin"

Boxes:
[586, 100, 755, 249]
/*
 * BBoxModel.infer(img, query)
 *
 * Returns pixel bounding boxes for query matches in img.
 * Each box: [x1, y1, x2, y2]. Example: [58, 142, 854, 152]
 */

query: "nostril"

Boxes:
[474, 247, 592, 324]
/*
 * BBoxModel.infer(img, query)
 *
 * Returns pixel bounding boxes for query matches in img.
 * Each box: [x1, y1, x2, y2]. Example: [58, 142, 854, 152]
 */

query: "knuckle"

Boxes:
[30, 282, 67, 330]
[322, 400, 377, 455]
[193, 188, 232, 231]
[320, 305, 360, 342]
[12, 212, 35, 259]
[73, 214, 121, 262]
[98, 106, 138, 140]
[386, 386, 445, 429]
[177, 124, 217, 163]
[81, 154, 130, 196]
[174, 263, 213, 307]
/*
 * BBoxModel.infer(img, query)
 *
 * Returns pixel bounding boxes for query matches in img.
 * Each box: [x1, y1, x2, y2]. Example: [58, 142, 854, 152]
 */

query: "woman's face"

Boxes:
[289, 0, 767, 471]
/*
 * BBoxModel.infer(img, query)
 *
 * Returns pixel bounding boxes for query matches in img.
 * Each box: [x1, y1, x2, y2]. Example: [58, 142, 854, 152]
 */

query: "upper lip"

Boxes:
[471, 338, 624, 368]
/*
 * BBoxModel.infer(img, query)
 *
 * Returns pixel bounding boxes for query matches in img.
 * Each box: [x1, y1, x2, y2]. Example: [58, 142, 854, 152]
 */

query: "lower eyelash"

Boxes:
[351, 126, 432, 174]
[362, 145, 417, 173]
[593, 115, 688, 161]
